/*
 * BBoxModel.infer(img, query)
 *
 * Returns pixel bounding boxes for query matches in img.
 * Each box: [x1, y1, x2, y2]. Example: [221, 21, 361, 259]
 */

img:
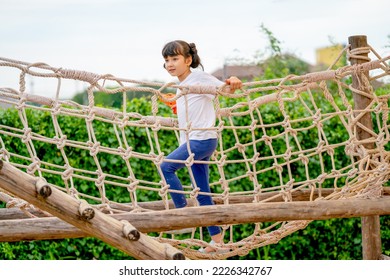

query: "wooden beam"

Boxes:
[0, 160, 185, 260]
[1, 196, 390, 242]
[349, 35, 382, 260]
[0, 188, 350, 219]
[0, 217, 87, 241]
[1, 188, 390, 220]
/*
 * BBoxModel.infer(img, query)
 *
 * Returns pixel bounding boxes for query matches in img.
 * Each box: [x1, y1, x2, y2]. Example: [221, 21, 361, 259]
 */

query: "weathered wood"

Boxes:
[349, 35, 374, 144]
[0, 208, 52, 220]
[61, 196, 390, 231]
[35, 178, 52, 199]
[349, 35, 382, 260]
[0, 160, 185, 260]
[0, 188, 354, 219]
[1, 187, 390, 220]
[78, 199, 95, 221]
[112, 188, 354, 211]
[122, 220, 140, 241]
[361, 215, 382, 259]
[0, 217, 87, 241]
[1, 196, 390, 242]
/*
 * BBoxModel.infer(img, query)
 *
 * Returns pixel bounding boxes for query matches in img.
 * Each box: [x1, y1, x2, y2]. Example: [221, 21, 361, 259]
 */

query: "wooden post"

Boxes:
[348, 35, 382, 260]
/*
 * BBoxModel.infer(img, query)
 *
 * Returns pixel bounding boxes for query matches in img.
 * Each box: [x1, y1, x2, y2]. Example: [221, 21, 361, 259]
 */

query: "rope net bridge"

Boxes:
[0, 36, 389, 260]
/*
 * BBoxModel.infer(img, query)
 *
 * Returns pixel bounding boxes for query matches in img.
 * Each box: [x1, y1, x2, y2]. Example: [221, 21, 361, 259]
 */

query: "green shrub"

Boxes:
[0, 86, 388, 259]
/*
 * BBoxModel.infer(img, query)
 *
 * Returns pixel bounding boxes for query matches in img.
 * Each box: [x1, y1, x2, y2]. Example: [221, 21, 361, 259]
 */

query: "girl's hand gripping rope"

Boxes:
[225, 76, 242, 93]
[159, 93, 177, 114]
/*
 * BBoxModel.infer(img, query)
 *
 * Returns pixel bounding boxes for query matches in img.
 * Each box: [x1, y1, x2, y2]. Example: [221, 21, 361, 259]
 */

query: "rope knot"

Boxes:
[298, 154, 309, 165]
[119, 115, 130, 129]
[190, 186, 200, 200]
[374, 102, 383, 114]
[0, 148, 10, 161]
[280, 180, 294, 202]
[325, 146, 334, 156]
[95, 170, 106, 187]
[118, 146, 133, 160]
[127, 177, 140, 193]
[217, 108, 230, 117]
[246, 170, 255, 181]
[152, 152, 165, 166]
[345, 105, 353, 118]
[249, 120, 258, 132]
[54, 135, 67, 149]
[283, 148, 292, 160]
[376, 132, 385, 147]
[27, 157, 40, 175]
[345, 137, 358, 156]
[159, 181, 170, 197]
[316, 173, 327, 184]
[185, 153, 195, 167]
[86, 109, 96, 123]
[273, 163, 283, 173]
[52, 102, 62, 116]
[217, 155, 227, 167]
[281, 116, 290, 127]
[250, 153, 260, 165]
[216, 120, 225, 133]
[88, 141, 100, 157]
[16, 95, 27, 110]
[235, 143, 245, 153]
[317, 140, 325, 151]
[261, 135, 272, 145]
[312, 109, 322, 126]
[151, 120, 162, 131]
[62, 165, 74, 181]
[69, 187, 80, 198]
[22, 127, 32, 143]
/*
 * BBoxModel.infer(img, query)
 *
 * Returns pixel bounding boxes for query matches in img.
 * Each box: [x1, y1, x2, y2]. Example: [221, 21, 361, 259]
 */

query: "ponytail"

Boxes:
[187, 43, 203, 69]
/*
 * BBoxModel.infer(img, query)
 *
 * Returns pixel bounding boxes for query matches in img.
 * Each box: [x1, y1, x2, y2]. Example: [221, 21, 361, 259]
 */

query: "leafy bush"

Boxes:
[1, 89, 388, 260]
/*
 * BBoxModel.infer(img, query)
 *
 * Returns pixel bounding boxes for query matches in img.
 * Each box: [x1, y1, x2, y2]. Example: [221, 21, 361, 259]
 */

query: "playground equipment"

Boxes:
[0, 35, 389, 260]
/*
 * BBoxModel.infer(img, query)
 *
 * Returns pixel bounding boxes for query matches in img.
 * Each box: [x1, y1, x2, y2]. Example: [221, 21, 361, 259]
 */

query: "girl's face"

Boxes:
[164, 55, 192, 82]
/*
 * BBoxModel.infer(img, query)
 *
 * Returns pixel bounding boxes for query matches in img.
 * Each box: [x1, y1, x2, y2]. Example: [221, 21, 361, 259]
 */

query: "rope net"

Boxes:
[0, 44, 389, 259]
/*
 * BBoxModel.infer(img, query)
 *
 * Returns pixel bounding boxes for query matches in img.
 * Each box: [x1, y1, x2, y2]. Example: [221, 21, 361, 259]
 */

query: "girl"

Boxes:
[160, 40, 242, 253]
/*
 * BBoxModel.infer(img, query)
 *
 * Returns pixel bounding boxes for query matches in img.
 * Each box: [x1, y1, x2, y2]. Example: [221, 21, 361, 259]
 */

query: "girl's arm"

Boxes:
[225, 76, 242, 93]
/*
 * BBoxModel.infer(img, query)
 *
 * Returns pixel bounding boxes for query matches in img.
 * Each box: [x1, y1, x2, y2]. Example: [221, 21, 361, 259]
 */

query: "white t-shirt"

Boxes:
[176, 71, 224, 145]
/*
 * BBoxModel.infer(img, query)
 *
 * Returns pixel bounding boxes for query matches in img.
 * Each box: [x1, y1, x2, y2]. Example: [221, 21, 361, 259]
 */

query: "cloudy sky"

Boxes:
[1, 0, 389, 99]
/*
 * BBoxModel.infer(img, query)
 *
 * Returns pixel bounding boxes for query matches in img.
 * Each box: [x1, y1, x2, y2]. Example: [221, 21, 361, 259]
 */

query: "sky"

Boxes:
[0, 0, 389, 99]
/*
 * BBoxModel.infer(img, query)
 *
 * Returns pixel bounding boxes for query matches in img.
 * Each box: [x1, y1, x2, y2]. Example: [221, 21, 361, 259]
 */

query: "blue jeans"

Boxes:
[160, 138, 221, 236]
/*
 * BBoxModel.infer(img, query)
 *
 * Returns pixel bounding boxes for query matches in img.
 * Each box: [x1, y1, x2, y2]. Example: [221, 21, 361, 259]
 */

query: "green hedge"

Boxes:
[0, 88, 389, 260]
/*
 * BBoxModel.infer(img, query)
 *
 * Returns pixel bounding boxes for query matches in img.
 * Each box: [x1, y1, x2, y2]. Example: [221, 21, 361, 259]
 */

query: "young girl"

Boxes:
[160, 40, 242, 253]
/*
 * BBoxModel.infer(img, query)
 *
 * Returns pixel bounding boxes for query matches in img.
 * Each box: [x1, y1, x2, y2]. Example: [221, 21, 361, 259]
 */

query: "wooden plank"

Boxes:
[1, 196, 390, 242]
[0, 160, 185, 260]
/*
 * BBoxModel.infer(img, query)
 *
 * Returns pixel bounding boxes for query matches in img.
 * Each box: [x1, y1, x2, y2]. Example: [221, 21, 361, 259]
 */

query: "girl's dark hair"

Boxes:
[162, 40, 203, 70]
